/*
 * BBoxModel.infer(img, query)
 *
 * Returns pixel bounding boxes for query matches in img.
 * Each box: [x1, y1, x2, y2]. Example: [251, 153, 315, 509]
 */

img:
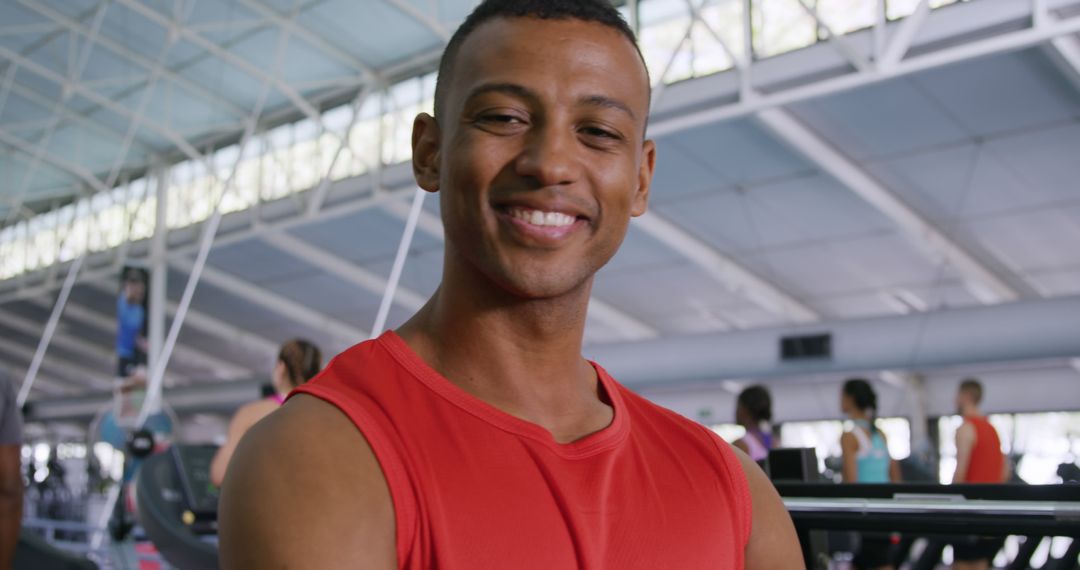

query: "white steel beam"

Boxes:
[0, 338, 112, 390]
[795, 0, 871, 72]
[188, 18, 270, 33]
[385, 0, 451, 42]
[4, 82, 160, 158]
[306, 86, 373, 216]
[2, 363, 74, 396]
[170, 257, 368, 346]
[0, 128, 109, 193]
[0, 44, 211, 166]
[15, 0, 249, 119]
[754, 108, 1020, 304]
[380, 198, 444, 240]
[6, 1, 109, 222]
[0, 22, 58, 37]
[1, 118, 55, 132]
[112, 0, 324, 122]
[0, 307, 115, 369]
[24, 298, 252, 381]
[632, 212, 820, 323]
[378, 197, 661, 340]
[874, 0, 887, 62]
[261, 231, 427, 311]
[16, 253, 84, 405]
[587, 298, 662, 340]
[879, 0, 930, 69]
[0, 183, 418, 307]
[236, 0, 378, 78]
[648, 13, 1080, 138]
[0, 62, 19, 121]
[1046, 32, 1080, 93]
[148, 167, 167, 383]
[138, 31, 285, 425]
[371, 188, 426, 336]
[79, 281, 280, 363]
[12, 299, 186, 385]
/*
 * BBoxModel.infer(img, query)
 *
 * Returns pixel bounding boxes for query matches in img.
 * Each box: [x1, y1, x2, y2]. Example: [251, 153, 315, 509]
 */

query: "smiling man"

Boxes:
[219, 1, 802, 568]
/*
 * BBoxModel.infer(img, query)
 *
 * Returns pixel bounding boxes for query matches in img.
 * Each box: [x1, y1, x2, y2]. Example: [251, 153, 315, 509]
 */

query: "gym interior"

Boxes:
[1, 0, 1079, 568]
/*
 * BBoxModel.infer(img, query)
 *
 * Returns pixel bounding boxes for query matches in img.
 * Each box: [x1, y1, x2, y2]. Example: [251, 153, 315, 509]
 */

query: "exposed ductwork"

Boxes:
[586, 296, 1080, 388]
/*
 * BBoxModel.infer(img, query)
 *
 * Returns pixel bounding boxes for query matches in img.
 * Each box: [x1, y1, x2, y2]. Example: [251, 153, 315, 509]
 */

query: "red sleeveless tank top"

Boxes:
[962, 415, 1005, 483]
[292, 332, 751, 569]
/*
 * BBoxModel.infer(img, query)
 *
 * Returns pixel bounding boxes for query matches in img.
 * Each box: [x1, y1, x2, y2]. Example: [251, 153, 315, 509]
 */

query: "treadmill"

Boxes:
[135, 445, 220, 570]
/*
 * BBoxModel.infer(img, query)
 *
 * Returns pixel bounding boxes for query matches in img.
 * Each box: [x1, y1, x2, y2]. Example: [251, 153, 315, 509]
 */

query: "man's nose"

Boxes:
[513, 124, 580, 188]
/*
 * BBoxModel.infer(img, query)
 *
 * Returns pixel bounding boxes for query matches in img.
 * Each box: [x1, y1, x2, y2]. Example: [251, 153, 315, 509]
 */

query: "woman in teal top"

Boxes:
[840, 379, 900, 483]
[840, 379, 901, 570]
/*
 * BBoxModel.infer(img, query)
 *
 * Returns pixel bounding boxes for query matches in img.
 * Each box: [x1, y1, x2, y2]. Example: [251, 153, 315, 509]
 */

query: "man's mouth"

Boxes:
[505, 207, 578, 228]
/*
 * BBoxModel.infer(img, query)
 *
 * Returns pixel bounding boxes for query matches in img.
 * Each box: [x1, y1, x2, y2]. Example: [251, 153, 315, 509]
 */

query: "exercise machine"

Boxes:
[135, 444, 220, 569]
[779, 482, 1080, 570]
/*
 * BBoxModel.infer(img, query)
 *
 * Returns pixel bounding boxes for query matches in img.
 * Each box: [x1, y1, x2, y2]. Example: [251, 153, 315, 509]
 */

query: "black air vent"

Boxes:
[780, 333, 832, 361]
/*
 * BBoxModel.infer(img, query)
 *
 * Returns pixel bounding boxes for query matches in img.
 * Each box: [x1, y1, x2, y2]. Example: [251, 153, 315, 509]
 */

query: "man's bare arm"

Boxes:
[953, 422, 976, 484]
[839, 432, 859, 483]
[736, 447, 805, 569]
[0, 445, 22, 569]
[218, 395, 395, 569]
[210, 401, 274, 486]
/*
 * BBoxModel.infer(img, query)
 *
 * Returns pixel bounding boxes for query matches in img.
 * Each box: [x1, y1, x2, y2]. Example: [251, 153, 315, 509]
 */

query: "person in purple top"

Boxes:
[211, 339, 322, 486]
[733, 385, 776, 463]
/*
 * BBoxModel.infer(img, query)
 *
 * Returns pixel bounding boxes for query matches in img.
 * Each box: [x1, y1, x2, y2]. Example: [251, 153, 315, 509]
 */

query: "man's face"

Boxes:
[125, 278, 145, 303]
[421, 17, 654, 299]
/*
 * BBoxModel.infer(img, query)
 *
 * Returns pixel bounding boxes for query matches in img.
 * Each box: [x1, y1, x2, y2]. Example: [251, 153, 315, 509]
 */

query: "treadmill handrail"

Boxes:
[784, 497, 1080, 519]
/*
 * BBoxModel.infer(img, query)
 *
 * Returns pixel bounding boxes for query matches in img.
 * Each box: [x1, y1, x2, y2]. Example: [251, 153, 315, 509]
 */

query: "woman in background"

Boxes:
[733, 385, 776, 463]
[841, 378, 902, 570]
[211, 339, 322, 486]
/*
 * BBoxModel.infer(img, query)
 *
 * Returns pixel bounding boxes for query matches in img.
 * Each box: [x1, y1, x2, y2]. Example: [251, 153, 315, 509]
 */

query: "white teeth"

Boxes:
[509, 207, 576, 227]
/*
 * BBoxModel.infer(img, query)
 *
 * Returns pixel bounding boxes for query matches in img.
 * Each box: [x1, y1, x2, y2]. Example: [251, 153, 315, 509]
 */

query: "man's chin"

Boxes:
[490, 268, 592, 303]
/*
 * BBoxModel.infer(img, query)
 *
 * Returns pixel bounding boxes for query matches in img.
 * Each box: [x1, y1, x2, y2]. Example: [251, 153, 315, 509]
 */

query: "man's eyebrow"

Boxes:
[463, 83, 637, 121]
[579, 94, 636, 121]
[463, 82, 539, 105]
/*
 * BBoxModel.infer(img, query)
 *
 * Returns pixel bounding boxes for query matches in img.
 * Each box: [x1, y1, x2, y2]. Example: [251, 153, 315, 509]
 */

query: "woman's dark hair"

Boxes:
[843, 378, 881, 433]
[278, 339, 322, 389]
[737, 385, 772, 424]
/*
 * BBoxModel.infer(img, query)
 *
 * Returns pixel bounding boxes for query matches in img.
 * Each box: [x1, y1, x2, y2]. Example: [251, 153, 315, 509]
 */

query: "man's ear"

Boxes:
[412, 113, 441, 192]
[630, 139, 656, 217]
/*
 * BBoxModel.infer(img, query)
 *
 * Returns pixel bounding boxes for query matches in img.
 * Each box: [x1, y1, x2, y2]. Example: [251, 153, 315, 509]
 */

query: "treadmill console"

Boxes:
[171, 444, 220, 532]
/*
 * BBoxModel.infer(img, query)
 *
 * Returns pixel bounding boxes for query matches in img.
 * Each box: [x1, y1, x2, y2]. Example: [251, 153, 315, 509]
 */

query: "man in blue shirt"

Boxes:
[116, 267, 148, 378]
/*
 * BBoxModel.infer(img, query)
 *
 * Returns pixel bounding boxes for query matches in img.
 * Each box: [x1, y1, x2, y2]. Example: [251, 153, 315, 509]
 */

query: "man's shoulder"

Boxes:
[218, 394, 395, 568]
[230, 394, 376, 481]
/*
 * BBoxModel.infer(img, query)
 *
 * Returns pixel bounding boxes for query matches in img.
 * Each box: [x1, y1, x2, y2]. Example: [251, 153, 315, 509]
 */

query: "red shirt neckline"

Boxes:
[378, 330, 630, 459]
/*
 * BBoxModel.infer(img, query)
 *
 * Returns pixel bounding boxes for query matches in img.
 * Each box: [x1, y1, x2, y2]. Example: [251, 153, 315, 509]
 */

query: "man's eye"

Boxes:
[581, 126, 620, 140]
[479, 114, 523, 124]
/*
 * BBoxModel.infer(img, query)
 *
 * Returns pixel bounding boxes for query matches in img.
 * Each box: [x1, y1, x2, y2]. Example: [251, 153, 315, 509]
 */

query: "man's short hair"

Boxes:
[433, 0, 647, 120]
[959, 378, 983, 404]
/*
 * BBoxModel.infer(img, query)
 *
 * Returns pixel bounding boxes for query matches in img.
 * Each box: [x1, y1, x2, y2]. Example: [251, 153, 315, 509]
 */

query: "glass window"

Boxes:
[940, 412, 1080, 484]
[816, 0, 877, 36]
[711, 423, 747, 443]
[780, 417, 911, 477]
[752, 0, 818, 58]
[639, 0, 695, 85]
[888, 0, 960, 20]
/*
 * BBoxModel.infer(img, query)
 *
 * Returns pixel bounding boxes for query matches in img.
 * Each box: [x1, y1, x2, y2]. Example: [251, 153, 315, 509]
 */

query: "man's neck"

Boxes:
[396, 261, 612, 444]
